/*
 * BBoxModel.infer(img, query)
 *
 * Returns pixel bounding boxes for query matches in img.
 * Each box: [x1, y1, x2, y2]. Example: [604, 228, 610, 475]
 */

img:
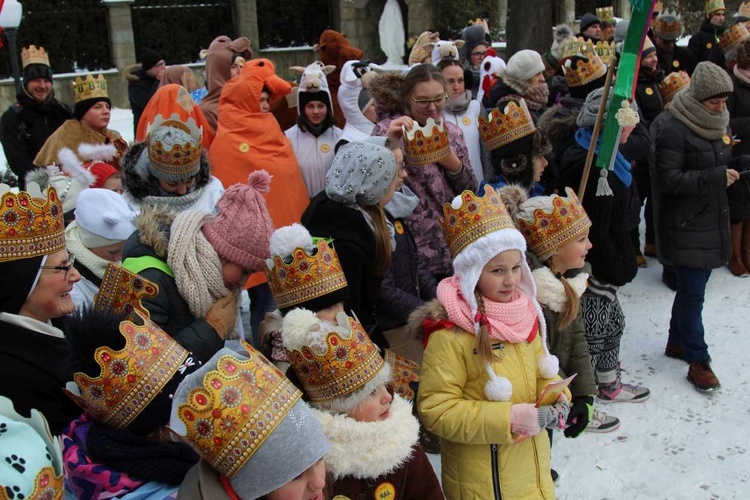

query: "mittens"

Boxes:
[564, 395, 594, 438]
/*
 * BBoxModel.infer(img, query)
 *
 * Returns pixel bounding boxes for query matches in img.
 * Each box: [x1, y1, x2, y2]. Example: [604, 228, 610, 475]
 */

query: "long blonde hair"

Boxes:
[475, 293, 497, 363]
[360, 204, 392, 275]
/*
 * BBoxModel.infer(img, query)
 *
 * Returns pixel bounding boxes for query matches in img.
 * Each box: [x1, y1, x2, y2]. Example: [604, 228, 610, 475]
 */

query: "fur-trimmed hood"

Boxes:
[122, 63, 142, 82]
[132, 205, 176, 259]
[495, 70, 531, 95]
[369, 73, 405, 121]
[537, 99, 582, 143]
[310, 395, 419, 480]
[405, 298, 450, 343]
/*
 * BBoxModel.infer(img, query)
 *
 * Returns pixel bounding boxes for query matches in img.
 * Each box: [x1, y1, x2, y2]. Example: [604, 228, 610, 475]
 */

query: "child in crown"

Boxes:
[414, 185, 570, 499]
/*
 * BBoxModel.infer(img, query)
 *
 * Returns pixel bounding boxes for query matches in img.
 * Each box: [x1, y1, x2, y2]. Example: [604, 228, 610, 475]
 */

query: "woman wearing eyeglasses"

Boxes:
[371, 64, 477, 282]
[0, 183, 82, 434]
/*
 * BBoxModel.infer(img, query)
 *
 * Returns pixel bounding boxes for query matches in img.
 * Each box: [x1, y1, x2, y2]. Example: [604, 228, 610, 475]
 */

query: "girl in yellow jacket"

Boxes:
[416, 185, 571, 500]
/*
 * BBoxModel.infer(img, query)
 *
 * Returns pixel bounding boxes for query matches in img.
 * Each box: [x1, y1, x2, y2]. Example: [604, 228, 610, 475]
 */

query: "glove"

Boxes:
[564, 395, 594, 438]
[205, 292, 238, 340]
[538, 400, 571, 431]
[510, 404, 541, 437]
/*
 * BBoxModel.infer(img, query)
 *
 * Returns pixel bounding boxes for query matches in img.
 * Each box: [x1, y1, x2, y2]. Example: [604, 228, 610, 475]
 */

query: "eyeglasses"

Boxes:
[411, 93, 448, 110]
[41, 253, 76, 279]
[471, 50, 487, 58]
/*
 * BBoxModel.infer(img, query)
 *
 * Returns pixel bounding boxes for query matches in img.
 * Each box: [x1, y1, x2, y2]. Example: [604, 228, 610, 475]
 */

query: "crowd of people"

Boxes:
[0, 0, 748, 498]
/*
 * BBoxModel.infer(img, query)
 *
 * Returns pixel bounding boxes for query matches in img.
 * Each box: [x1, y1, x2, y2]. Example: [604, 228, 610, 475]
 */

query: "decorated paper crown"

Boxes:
[740, 2, 750, 19]
[594, 40, 617, 65]
[654, 9, 683, 39]
[64, 311, 189, 430]
[516, 187, 592, 260]
[72, 74, 108, 103]
[265, 239, 347, 311]
[563, 42, 608, 88]
[93, 262, 159, 318]
[440, 185, 516, 258]
[561, 37, 593, 61]
[21, 45, 50, 69]
[706, 0, 725, 16]
[174, 345, 301, 478]
[403, 118, 451, 165]
[720, 22, 750, 54]
[477, 99, 536, 152]
[284, 314, 385, 404]
[659, 71, 691, 102]
[0, 183, 65, 263]
[596, 6, 615, 24]
[146, 113, 203, 180]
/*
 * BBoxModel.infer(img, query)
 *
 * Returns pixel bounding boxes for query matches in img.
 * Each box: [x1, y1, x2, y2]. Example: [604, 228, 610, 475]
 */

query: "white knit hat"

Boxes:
[505, 50, 545, 81]
[74, 188, 137, 248]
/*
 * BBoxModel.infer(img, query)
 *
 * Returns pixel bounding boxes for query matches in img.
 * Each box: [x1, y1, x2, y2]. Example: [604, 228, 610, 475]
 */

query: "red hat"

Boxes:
[85, 161, 118, 189]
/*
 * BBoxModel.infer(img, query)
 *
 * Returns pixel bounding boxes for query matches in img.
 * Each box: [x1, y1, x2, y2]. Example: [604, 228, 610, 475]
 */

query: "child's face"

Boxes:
[265, 458, 326, 500]
[379, 148, 407, 207]
[347, 385, 393, 422]
[260, 92, 271, 113]
[304, 101, 328, 125]
[315, 302, 344, 322]
[549, 229, 592, 274]
[476, 250, 524, 303]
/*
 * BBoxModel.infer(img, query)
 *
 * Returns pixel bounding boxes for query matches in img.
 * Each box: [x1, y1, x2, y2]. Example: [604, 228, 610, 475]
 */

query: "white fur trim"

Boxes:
[311, 395, 419, 480]
[78, 143, 117, 162]
[269, 224, 314, 260]
[532, 267, 589, 313]
[484, 363, 513, 401]
[57, 148, 95, 187]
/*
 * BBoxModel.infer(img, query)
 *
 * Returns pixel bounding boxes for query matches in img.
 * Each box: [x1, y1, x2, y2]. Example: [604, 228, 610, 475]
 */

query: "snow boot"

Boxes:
[687, 361, 721, 391]
[596, 365, 650, 403]
[643, 243, 657, 258]
[728, 222, 749, 277]
[585, 409, 621, 433]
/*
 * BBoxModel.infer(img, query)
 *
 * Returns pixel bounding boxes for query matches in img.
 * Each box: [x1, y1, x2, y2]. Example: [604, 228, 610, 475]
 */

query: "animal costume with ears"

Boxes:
[135, 84, 214, 149]
[315, 29, 365, 128]
[338, 60, 381, 143]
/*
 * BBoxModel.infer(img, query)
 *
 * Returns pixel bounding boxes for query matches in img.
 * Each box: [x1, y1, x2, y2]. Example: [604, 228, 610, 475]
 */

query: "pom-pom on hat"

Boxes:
[74, 188, 137, 248]
[202, 170, 275, 272]
[550, 24, 574, 61]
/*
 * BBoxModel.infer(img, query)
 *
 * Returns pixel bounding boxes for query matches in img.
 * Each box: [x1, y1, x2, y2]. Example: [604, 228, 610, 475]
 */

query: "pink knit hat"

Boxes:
[202, 170, 274, 271]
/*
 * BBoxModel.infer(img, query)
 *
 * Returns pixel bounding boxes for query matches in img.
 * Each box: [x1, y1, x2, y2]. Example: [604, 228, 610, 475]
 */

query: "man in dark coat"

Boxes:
[0, 45, 71, 188]
[653, 10, 698, 76]
[127, 48, 165, 135]
[687, 4, 727, 68]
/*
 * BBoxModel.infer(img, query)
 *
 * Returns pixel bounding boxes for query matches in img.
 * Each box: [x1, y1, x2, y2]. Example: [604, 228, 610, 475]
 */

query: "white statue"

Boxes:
[378, 0, 405, 66]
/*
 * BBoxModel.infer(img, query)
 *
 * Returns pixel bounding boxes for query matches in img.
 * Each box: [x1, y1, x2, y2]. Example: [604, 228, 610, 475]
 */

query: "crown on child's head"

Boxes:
[402, 118, 451, 166]
[72, 74, 108, 103]
[477, 99, 536, 152]
[563, 42, 607, 88]
[659, 71, 690, 102]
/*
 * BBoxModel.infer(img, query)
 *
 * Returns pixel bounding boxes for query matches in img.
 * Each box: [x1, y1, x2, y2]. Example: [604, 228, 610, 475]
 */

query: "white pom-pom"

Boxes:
[280, 308, 322, 352]
[484, 365, 513, 401]
[538, 354, 560, 379]
[450, 195, 464, 209]
[102, 212, 120, 225]
[270, 223, 314, 259]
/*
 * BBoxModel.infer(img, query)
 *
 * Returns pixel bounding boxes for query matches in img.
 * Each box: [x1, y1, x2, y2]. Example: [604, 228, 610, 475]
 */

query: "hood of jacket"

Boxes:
[369, 73, 405, 122]
[537, 100, 581, 143]
[122, 63, 142, 82]
[405, 298, 450, 342]
[126, 205, 176, 260]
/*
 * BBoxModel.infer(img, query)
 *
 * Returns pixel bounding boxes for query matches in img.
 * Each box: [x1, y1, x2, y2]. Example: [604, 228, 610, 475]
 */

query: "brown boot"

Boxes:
[687, 362, 721, 391]
[743, 220, 750, 272]
[728, 223, 749, 277]
[665, 342, 686, 361]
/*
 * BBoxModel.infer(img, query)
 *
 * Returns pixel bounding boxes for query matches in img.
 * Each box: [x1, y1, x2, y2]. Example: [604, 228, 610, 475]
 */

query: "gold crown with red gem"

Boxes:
[64, 311, 189, 430]
[403, 117, 451, 165]
[72, 74, 108, 103]
[93, 263, 159, 319]
[174, 345, 301, 478]
[440, 185, 516, 258]
[720, 21, 750, 54]
[21, 45, 50, 69]
[0, 183, 65, 263]
[477, 99, 536, 152]
[515, 187, 592, 261]
[146, 113, 203, 180]
[654, 9, 683, 40]
[706, 0, 725, 16]
[264, 239, 348, 311]
[659, 71, 691, 102]
[596, 6, 615, 24]
[562, 40, 607, 88]
[593, 40, 617, 65]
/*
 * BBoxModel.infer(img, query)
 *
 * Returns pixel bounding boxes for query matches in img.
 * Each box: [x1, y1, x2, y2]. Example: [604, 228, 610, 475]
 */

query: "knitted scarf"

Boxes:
[522, 82, 550, 111]
[65, 225, 109, 280]
[445, 90, 473, 115]
[141, 185, 206, 213]
[167, 210, 240, 336]
[575, 127, 633, 188]
[437, 275, 537, 343]
[670, 89, 729, 141]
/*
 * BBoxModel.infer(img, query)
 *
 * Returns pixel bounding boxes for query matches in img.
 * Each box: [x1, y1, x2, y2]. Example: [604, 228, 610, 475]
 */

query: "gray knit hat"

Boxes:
[614, 20, 629, 43]
[580, 12, 602, 33]
[325, 137, 397, 206]
[576, 86, 612, 128]
[689, 61, 734, 102]
[170, 347, 330, 500]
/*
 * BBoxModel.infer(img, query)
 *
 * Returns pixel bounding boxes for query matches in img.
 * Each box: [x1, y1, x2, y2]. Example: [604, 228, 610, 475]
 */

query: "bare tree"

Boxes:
[506, 0, 555, 58]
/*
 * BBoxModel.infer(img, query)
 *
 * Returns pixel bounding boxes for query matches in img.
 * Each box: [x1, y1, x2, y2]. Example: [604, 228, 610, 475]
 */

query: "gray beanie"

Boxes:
[170, 347, 330, 500]
[462, 24, 489, 59]
[580, 13, 602, 33]
[325, 137, 397, 206]
[689, 61, 734, 102]
[577, 86, 612, 128]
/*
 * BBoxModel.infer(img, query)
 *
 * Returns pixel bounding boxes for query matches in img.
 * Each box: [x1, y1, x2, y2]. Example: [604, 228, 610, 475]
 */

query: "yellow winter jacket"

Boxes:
[418, 321, 569, 500]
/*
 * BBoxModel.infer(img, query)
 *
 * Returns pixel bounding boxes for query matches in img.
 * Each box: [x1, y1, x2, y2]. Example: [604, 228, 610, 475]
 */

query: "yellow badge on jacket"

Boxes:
[374, 482, 396, 499]
[239, 143, 250, 153]
[723, 134, 731, 145]
[645, 87, 653, 95]
[461, 116, 472, 126]
[394, 220, 404, 235]
[321, 143, 331, 153]
[673, 60, 680, 68]
[707, 42, 713, 49]
[332, 496, 351, 500]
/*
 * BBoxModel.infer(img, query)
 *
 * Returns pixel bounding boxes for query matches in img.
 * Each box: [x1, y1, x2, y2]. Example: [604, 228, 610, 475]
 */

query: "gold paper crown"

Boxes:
[516, 187, 592, 259]
[93, 263, 159, 318]
[21, 45, 50, 69]
[0, 183, 65, 263]
[594, 40, 617, 65]
[175, 346, 301, 478]
[146, 113, 203, 179]
[72, 74, 108, 103]
[659, 71, 691, 102]
[477, 99, 536, 152]
[740, 2, 750, 19]
[563, 42, 608, 88]
[706, 0, 725, 16]
[0, 465, 63, 500]
[440, 185, 516, 258]
[596, 6, 615, 23]
[284, 315, 385, 403]
[561, 37, 592, 61]
[720, 22, 750, 53]
[403, 118, 451, 165]
[265, 239, 348, 310]
[64, 311, 189, 430]
[654, 9, 683, 39]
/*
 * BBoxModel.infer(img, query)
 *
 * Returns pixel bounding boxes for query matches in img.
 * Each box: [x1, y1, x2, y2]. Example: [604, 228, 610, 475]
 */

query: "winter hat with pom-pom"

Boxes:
[550, 24, 574, 61]
[202, 170, 274, 271]
[74, 188, 137, 248]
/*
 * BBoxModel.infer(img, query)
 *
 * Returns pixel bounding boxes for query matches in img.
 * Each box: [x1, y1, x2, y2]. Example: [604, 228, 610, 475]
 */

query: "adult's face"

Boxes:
[641, 52, 659, 71]
[19, 249, 81, 322]
[25, 78, 52, 103]
[702, 96, 728, 113]
[527, 72, 546, 86]
[469, 44, 489, 68]
[441, 64, 465, 98]
[710, 12, 725, 27]
[157, 176, 196, 196]
[583, 23, 602, 40]
[147, 60, 166, 80]
[407, 79, 447, 125]
[81, 101, 111, 132]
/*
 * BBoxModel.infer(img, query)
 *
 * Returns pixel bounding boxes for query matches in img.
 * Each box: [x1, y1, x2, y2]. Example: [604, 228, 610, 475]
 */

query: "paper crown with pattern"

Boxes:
[174, 345, 301, 478]
[515, 187, 592, 260]
[739, 2, 750, 19]
[0, 183, 65, 263]
[283, 313, 385, 404]
[477, 99, 536, 152]
[596, 6, 615, 23]
[440, 185, 516, 258]
[21, 45, 50, 69]
[720, 21, 750, 54]
[64, 311, 189, 430]
[654, 9, 683, 40]
[706, 0, 725, 16]
[402, 117, 451, 165]
[93, 262, 159, 318]
[561, 37, 592, 61]
[146, 113, 203, 180]
[72, 74, 108, 103]
[660, 71, 691, 102]
[594, 40, 617, 65]
[265, 239, 348, 311]
[563, 41, 608, 88]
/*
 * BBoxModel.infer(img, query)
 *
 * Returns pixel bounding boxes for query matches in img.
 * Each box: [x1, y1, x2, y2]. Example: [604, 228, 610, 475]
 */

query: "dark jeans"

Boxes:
[247, 282, 277, 348]
[668, 265, 712, 364]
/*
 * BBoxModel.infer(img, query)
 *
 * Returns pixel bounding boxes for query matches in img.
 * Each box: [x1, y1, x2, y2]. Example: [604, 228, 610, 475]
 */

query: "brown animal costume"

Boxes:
[315, 30, 365, 128]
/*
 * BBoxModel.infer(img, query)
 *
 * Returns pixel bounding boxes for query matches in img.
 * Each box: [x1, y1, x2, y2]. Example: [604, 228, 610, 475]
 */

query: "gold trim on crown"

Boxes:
[440, 185, 517, 258]
[561, 37, 591, 61]
[593, 41, 616, 65]
[477, 99, 536, 152]
[706, 0, 725, 16]
[265, 239, 348, 310]
[654, 9, 683, 39]
[403, 118, 451, 166]
[72, 74, 108, 103]
[64, 311, 189, 430]
[284, 315, 385, 403]
[563, 41, 607, 88]
[94, 263, 159, 318]
[720, 22, 750, 53]
[146, 113, 203, 179]
[660, 71, 691, 102]
[0, 465, 64, 500]
[516, 188, 592, 259]
[0, 183, 65, 263]
[596, 6, 615, 23]
[21, 45, 50, 69]
[654, 0, 664, 13]
[175, 345, 301, 478]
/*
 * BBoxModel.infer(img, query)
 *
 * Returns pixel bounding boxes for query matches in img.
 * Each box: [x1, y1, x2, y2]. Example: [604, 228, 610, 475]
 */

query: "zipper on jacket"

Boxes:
[491, 443, 502, 500]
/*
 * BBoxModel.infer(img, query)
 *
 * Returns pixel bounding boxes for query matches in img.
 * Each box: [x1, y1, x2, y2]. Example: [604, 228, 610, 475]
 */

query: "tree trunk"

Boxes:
[506, 0, 554, 58]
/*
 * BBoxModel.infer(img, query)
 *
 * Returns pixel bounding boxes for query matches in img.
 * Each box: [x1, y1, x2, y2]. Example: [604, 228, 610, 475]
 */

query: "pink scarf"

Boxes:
[437, 276, 538, 344]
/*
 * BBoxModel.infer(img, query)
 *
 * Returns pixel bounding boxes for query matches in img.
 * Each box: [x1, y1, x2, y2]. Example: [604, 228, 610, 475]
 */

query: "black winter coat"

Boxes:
[128, 70, 159, 135]
[725, 74, 750, 220]
[635, 69, 664, 129]
[649, 112, 731, 268]
[656, 45, 697, 76]
[0, 92, 71, 187]
[687, 19, 727, 68]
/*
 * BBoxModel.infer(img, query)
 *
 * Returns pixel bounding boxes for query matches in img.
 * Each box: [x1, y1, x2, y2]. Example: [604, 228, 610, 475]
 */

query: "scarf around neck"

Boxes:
[670, 89, 729, 141]
[445, 90, 473, 115]
[575, 127, 633, 187]
[522, 82, 550, 111]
